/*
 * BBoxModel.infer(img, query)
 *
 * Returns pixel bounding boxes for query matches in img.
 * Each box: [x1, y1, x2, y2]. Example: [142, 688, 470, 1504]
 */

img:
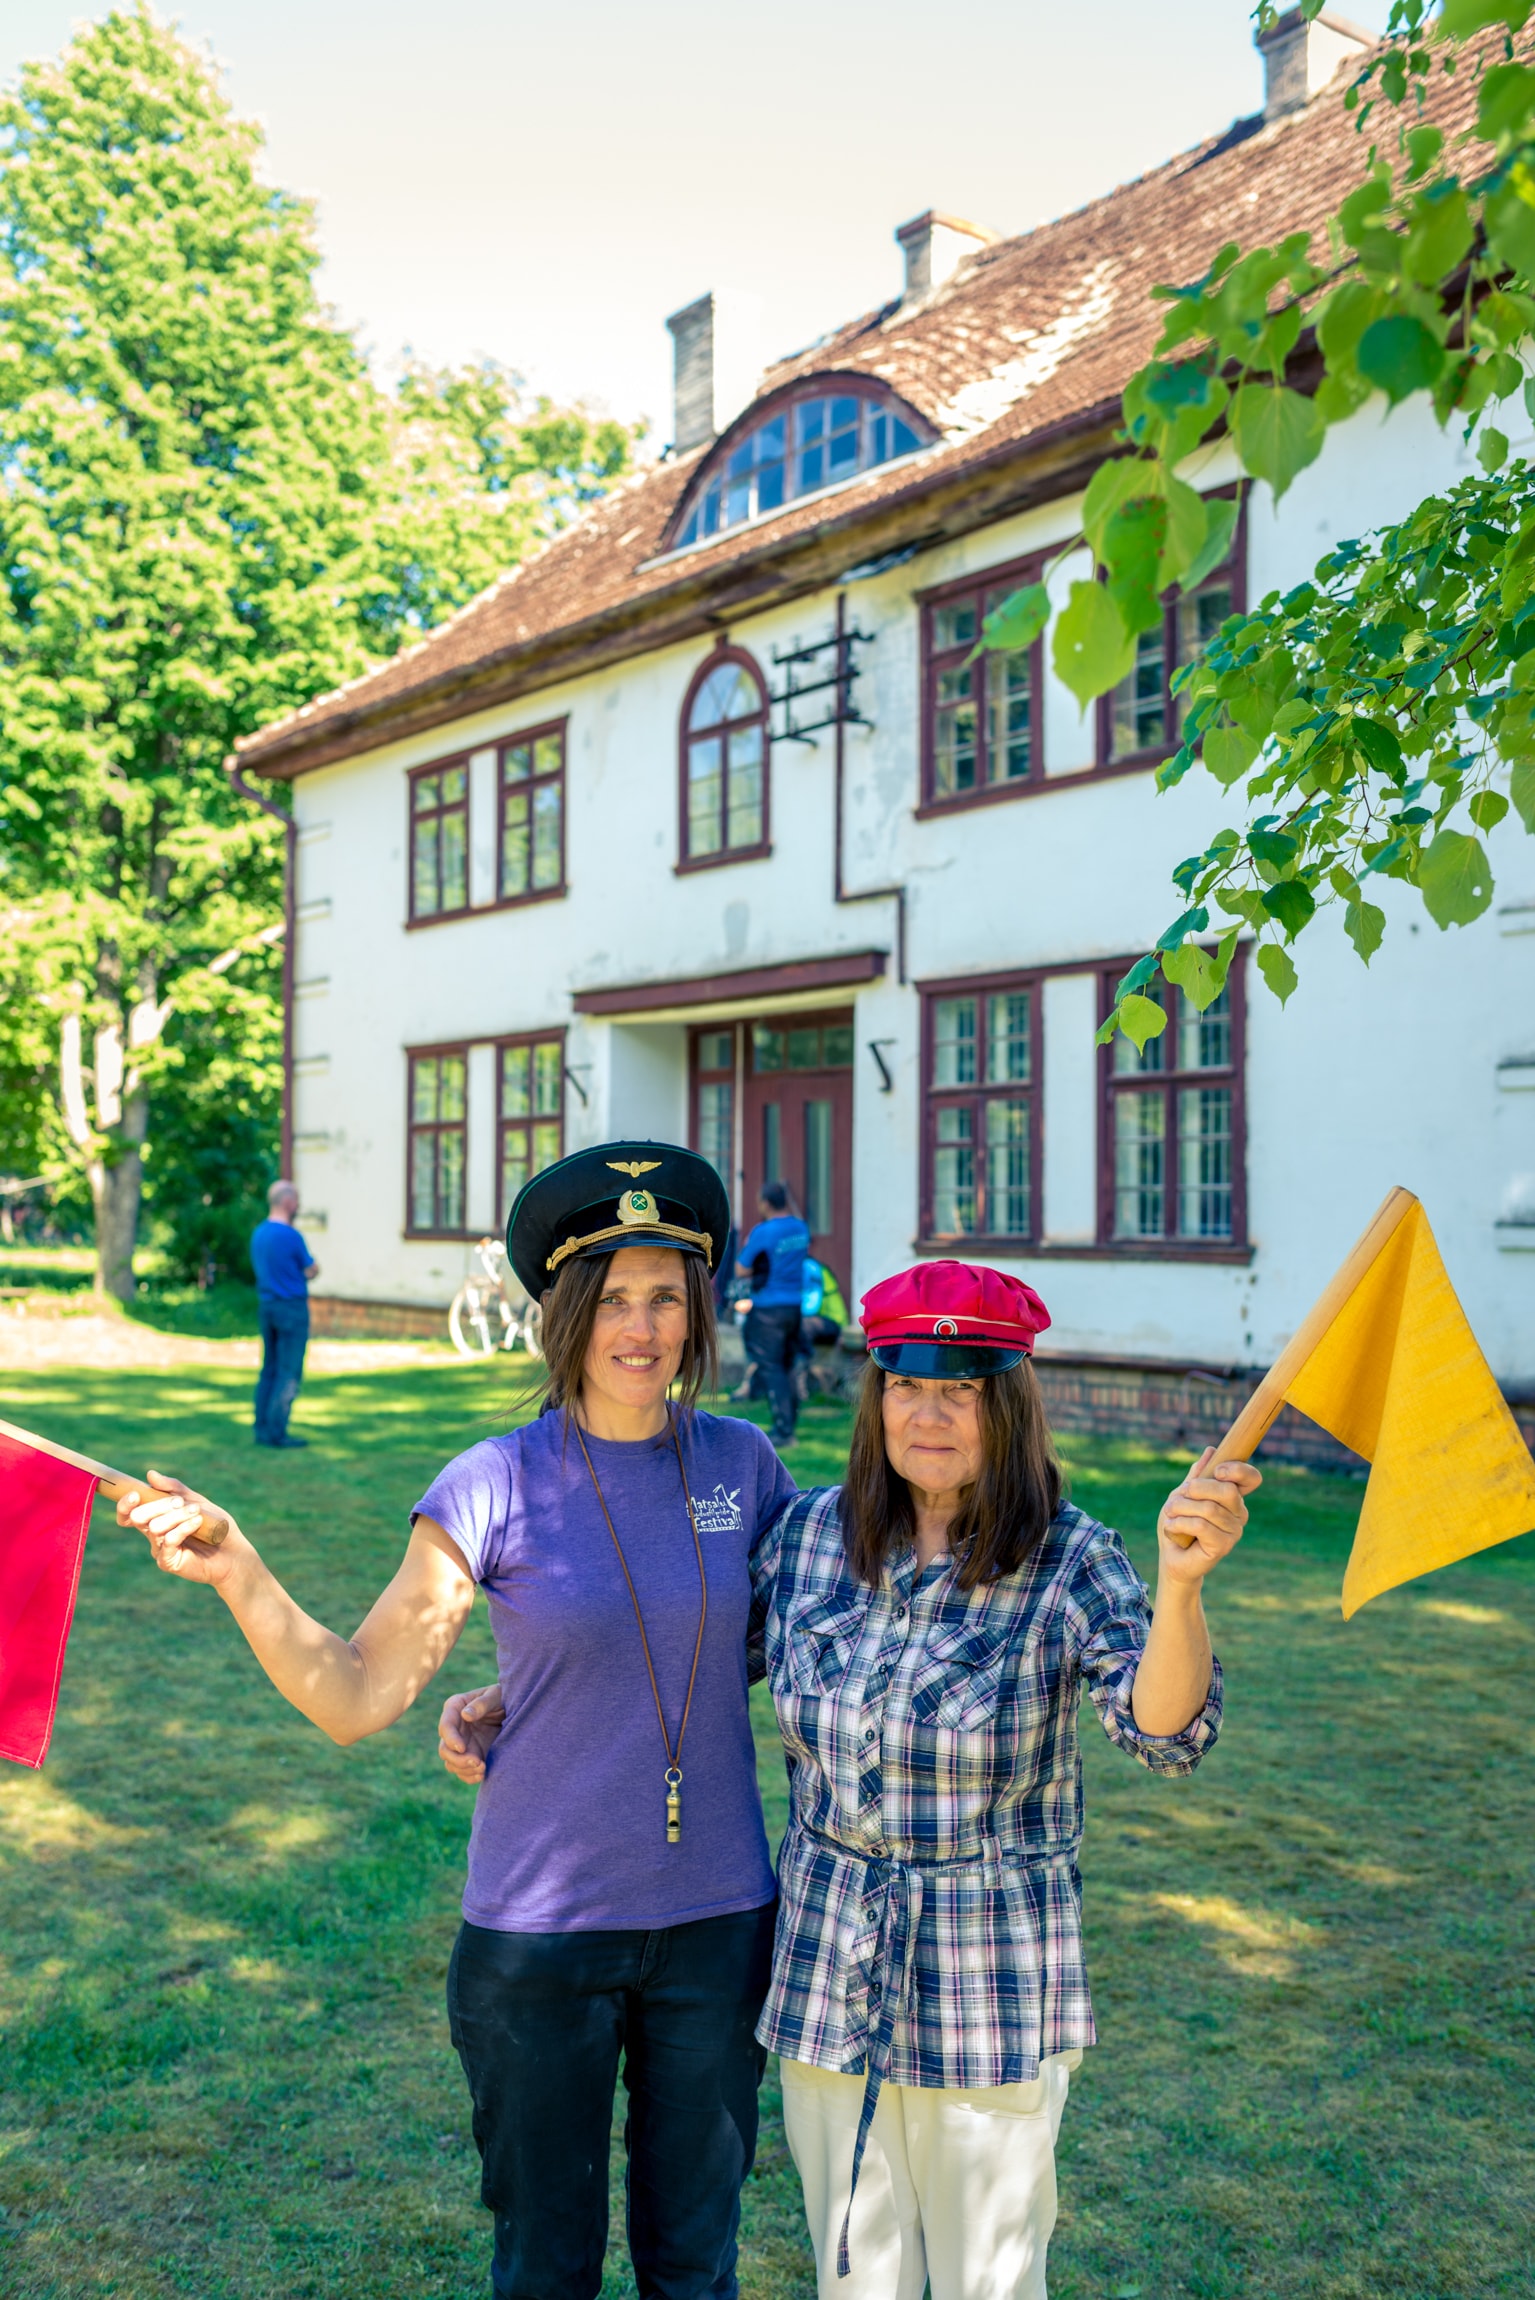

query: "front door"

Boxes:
[741, 1009, 855, 1299]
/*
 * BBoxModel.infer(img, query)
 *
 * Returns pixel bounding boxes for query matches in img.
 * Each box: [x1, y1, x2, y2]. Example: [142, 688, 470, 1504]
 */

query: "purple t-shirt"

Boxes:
[415, 1408, 797, 1933]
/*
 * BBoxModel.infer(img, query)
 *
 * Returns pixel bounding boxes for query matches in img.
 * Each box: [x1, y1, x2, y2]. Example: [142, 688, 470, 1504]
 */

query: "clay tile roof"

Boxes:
[240, 36, 1482, 778]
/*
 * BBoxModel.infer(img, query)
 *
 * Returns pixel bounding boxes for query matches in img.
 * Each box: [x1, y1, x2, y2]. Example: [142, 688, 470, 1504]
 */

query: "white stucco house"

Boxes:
[236, 10, 1533, 1447]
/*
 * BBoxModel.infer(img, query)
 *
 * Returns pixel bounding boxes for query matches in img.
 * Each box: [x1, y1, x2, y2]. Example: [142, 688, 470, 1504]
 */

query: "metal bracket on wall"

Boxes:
[867, 1041, 897, 1094]
[563, 1064, 593, 1108]
[768, 619, 875, 744]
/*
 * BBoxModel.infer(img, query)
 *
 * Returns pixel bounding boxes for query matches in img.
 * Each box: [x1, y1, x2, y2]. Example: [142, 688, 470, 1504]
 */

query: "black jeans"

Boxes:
[447, 1902, 775, 2300]
[743, 1303, 800, 1444]
[253, 1297, 308, 1442]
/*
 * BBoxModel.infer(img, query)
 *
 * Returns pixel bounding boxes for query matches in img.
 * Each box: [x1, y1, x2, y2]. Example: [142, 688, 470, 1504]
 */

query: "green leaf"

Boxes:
[1404, 124, 1444, 180]
[1351, 718, 1404, 775]
[1486, 180, 1535, 279]
[1156, 904, 1210, 950]
[1162, 941, 1223, 1009]
[1401, 184, 1473, 288]
[1356, 315, 1445, 405]
[1103, 496, 1170, 635]
[1203, 721, 1261, 787]
[1179, 493, 1241, 596]
[1082, 456, 1154, 557]
[1438, 0, 1531, 36]
[1229, 384, 1326, 501]
[1256, 944, 1299, 1005]
[974, 581, 1049, 659]
[1339, 177, 1391, 248]
[1418, 829, 1494, 928]
[1119, 994, 1169, 1053]
[1053, 580, 1135, 710]
[1344, 898, 1386, 963]
[1316, 280, 1386, 369]
[1470, 788, 1509, 829]
[1477, 61, 1535, 141]
[1509, 758, 1535, 832]
[1262, 878, 1317, 937]
[1478, 426, 1510, 475]
[1248, 826, 1299, 869]
[1157, 474, 1210, 591]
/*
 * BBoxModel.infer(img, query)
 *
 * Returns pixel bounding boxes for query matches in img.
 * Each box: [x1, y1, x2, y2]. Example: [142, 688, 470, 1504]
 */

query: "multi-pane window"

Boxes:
[500, 725, 565, 902]
[1103, 963, 1245, 1246]
[674, 386, 929, 547]
[922, 565, 1042, 804]
[681, 652, 768, 863]
[407, 1051, 467, 1233]
[1105, 497, 1243, 764]
[923, 981, 1036, 1241]
[498, 1036, 564, 1218]
[692, 1029, 736, 1189]
[409, 761, 469, 920]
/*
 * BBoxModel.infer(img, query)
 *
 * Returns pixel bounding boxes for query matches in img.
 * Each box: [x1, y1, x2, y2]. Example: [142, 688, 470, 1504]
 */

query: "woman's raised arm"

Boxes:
[117, 1471, 475, 1745]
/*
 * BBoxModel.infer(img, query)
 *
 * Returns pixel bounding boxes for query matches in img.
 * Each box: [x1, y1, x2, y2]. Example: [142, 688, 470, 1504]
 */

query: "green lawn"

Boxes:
[0, 1358, 1531, 2299]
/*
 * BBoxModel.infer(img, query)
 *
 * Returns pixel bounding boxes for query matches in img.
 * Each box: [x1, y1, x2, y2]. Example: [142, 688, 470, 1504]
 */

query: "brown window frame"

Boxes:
[495, 1028, 566, 1226]
[916, 553, 1048, 817]
[1094, 485, 1248, 778]
[407, 755, 472, 924]
[664, 374, 935, 552]
[676, 642, 772, 872]
[1096, 947, 1249, 1257]
[919, 970, 1044, 1250]
[405, 1043, 471, 1239]
[497, 718, 568, 909]
[689, 1024, 740, 1207]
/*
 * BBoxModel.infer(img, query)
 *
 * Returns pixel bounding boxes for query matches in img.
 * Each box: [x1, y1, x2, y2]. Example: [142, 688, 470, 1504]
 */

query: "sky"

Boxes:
[2, 1, 1398, 441]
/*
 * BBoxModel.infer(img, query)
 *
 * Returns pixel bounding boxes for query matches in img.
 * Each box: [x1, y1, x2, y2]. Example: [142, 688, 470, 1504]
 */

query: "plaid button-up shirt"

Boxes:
[749, 1485, 1222, 2095]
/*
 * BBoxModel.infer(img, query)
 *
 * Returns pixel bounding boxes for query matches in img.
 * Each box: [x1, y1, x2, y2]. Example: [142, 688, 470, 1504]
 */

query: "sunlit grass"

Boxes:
[0, 1359, 1530, 2298]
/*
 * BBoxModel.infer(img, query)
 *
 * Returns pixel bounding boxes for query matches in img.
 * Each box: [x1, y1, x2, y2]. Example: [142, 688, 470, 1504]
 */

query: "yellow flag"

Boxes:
[1274, 1202, 1535, 1615]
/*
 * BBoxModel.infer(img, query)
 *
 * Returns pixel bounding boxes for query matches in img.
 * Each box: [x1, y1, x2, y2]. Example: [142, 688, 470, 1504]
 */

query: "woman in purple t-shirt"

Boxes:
[116, 1142, 796, 2300]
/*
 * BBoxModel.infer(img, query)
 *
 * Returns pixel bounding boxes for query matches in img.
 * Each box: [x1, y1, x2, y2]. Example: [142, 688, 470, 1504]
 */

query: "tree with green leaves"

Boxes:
[0, 7, 640, 1297]
[979, 0, 1535, 1054]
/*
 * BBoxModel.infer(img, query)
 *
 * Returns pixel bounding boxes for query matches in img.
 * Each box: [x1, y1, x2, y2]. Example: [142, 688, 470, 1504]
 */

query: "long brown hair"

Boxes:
[839, 1358, 1062, 1590]
[530, 1248, 719, 1415]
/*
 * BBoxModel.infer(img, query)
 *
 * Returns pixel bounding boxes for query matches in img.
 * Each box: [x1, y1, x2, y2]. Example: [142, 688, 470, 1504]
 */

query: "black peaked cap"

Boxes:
[506, 1140, 731, 1298]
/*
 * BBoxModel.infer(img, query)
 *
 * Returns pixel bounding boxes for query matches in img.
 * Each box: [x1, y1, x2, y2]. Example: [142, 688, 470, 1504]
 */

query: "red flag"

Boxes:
[0, 1429, 98, 1769]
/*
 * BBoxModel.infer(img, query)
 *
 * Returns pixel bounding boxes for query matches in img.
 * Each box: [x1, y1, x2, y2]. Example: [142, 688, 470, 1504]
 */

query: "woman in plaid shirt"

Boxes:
[758, 1260, 1257, 2299]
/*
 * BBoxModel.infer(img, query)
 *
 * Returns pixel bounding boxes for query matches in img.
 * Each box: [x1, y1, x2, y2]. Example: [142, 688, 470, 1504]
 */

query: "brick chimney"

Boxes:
[895, 211, 997, 303]
[1255, 8, 1371, 121]
[665, 291, 764, 454]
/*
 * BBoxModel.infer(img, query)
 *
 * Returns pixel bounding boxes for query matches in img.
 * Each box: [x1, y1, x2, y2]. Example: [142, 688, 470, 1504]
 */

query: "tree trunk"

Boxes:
[90, 1143, 144, 1302]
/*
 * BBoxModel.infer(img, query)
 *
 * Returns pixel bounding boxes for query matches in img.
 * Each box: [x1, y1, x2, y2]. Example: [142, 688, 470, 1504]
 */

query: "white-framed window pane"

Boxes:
[726, 723, 764, 848]
[1176, 984, 1231, 1072]
[1114, 1089, 1165, 1238]
[932, 601, 977, 651]
[933, 997, 978, 1088]
[1110, 627, 1166, 760]
[501, 787, 529, 898]
[687, 735, 723, 855]
[985, 1097, 1030, 1235]
[985, 991, 1031, 1084]
[503, 743, 531, 783]
[987, 650, 1032, 781]
[933, 1105, 975, 1234]
[532, 781, 562, 888]
[1178, 1087, 1232, 1239]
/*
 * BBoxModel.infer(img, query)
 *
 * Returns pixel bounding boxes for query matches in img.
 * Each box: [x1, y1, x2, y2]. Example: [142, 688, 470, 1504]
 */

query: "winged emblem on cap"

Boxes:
[607, 1160, 662, 1178]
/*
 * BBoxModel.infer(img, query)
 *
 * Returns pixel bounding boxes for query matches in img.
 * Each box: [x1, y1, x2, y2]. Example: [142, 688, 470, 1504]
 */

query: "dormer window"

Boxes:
[670, 379, 932, 550]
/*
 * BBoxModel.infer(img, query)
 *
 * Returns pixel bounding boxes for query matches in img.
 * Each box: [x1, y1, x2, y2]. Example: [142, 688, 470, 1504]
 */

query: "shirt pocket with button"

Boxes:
[906, 1616, 1015, 1732]
[777, 1588, 870, 1699]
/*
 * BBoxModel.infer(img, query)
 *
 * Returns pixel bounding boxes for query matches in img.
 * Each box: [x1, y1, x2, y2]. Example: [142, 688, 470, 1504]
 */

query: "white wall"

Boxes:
[289, 394, 1535, 1380]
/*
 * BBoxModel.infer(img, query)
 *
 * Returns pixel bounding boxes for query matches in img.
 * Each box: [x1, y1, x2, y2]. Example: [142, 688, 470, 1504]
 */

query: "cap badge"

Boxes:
[617, 1187, 660, 1226]
[932, 1317, 960, 1339]
[608, 1159, 662, 1178]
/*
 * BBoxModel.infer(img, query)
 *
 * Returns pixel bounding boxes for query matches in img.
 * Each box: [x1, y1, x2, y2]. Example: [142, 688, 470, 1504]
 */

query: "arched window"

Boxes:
[668, 378, 932, 551]
[680, 647, 769, 866]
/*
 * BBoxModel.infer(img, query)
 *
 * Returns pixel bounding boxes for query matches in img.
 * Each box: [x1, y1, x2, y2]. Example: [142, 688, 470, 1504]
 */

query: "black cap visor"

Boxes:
[870, 1340, 1026, 1378]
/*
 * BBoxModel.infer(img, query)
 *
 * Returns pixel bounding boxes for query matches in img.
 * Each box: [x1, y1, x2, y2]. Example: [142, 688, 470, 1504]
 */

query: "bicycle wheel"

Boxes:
[449, 1282, 499, 1358]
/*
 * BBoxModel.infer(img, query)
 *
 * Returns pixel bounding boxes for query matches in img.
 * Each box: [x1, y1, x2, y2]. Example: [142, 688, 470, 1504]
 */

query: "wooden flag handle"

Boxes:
[0, 1415, 230, 1547]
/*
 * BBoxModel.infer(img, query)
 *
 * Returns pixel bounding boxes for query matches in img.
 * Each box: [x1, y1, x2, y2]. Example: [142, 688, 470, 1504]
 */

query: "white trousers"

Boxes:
[780, 2052, 1079, 2300]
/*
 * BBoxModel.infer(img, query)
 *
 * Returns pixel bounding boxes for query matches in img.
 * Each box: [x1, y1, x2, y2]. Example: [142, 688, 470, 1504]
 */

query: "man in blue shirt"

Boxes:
[249, 1180, 318, 1448]
[736, 1182, 810, 1450]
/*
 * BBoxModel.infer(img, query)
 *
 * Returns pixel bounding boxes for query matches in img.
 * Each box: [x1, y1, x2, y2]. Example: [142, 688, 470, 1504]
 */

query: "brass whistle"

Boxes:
[665, 1768, 682, 1844]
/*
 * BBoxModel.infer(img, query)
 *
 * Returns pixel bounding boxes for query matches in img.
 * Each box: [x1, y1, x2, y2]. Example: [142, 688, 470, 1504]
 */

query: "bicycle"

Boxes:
[448, 1237, 544, 1360]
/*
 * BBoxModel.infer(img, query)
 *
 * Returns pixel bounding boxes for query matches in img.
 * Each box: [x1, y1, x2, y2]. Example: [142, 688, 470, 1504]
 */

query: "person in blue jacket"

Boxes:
[736, 1182, 810, 1451]
[249, 1179, 318, 1448]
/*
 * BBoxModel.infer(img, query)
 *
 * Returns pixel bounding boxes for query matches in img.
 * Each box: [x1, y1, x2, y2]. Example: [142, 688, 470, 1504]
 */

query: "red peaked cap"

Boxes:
[860, 1260, 1051, 1375]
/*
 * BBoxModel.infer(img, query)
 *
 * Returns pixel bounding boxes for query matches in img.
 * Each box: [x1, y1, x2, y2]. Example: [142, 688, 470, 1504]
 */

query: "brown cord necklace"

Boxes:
[572, 1408, 707, 1845]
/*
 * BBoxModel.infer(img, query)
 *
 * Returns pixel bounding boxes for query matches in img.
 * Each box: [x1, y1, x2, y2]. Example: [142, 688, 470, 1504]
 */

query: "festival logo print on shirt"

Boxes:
[690, 1483, 744, 1534]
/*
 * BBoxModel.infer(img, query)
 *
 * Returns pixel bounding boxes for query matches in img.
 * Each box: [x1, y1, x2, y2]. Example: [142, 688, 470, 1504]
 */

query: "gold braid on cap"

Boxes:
[547, 1222, 713, 1274]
